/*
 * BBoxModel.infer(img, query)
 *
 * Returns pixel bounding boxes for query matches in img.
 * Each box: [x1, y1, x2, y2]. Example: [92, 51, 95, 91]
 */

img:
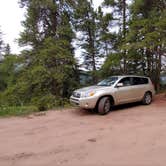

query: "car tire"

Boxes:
[98, 97, 112, 115]
[142, 92, 152, 105]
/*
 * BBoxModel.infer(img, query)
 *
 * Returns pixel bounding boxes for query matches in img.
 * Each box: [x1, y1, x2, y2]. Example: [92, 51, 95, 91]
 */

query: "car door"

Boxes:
[131, 77, 149, 101]
[115, 77, 134, 104]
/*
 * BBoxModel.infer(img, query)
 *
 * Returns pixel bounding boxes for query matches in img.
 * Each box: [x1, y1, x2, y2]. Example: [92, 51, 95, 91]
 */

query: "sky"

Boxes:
[0, 0, 25, 53]
[0, 0, 104, 54]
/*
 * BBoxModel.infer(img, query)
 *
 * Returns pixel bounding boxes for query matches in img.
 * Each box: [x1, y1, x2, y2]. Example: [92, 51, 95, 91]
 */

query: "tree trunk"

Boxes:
[122, 0, 127, 74]
[156, 46, 162, 91]
[146, 48, 151, 77]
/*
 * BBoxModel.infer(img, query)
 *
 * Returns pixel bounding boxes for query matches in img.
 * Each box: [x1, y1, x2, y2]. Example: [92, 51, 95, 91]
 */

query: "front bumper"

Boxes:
[70, 96, 98, 109]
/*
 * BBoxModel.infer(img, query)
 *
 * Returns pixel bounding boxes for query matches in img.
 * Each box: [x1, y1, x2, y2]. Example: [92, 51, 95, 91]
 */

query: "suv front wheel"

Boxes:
[98, 97, 112, 115]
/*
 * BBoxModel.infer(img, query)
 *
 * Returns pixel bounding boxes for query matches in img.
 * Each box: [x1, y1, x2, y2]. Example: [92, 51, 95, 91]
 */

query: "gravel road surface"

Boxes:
[0, 94, 166, 166]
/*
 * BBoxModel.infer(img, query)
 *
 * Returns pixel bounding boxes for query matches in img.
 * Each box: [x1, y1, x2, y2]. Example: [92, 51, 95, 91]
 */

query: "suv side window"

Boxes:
[118, 77, 132, 86]
[141, 78, 149, 84]
[132, 77, 149, 85]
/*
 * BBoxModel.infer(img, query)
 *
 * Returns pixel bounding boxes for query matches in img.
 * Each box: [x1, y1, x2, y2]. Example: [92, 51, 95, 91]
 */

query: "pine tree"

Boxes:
[0, 34, 18, 93]
[4, 44, 11, 56]
[103, 0, 128, 73]
[75, 0, 99, 72]
[97, 6, 116, 57]
[8, 0, 78, 109]
[0, 29, 4, 59]
[125, 0, 166, 90]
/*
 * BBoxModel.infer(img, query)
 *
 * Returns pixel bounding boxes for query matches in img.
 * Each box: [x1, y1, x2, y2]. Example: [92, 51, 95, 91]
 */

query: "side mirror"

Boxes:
[116, 83, 123, 88]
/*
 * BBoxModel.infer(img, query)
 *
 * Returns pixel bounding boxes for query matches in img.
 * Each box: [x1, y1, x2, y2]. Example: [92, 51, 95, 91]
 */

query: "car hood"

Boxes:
[76, 85, 111, 93]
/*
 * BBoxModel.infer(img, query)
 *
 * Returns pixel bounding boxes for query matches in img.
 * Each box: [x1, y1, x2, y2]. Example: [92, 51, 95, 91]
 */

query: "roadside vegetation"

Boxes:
[0, 106, 38, 117]
[0, 0, 165, 116]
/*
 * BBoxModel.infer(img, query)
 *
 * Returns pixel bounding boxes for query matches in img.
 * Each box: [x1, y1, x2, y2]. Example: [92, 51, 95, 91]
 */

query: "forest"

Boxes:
[0, 0, 166, 114]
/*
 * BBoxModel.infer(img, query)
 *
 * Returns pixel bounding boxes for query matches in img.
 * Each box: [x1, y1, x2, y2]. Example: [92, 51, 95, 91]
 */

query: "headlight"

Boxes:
[82, 91, 96, 98]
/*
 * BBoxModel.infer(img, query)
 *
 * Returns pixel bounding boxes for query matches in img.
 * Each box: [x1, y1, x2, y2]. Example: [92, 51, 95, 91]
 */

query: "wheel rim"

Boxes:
[145, 94, 152, 104]
[104, 99, 111, 113]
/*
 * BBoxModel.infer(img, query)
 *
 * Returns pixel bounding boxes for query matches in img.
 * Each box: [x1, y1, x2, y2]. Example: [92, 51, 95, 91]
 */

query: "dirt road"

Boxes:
[0, 94, 166, 166]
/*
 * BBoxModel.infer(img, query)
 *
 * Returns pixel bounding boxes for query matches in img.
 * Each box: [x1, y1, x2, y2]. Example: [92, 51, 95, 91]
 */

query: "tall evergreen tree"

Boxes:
[6, 0, 79, 109]
[4, 44, 11, 56]
[0, 29, 5, 91]
[125, 0, 166, 90]
[97, 6, 116, 57]
[74, 1, 98, 70]
[0, 35, 18, 94]
[0, 29, 4, 59]
[103, 0, 129, 73]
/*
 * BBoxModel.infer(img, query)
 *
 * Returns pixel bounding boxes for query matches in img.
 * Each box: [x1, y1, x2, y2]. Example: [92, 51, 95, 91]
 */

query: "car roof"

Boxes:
[114, 75, 149, 79]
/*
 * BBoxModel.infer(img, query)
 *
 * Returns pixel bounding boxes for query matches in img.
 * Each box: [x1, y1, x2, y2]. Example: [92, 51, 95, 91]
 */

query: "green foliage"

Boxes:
[100, 0, 166, 91]
[31, 94, 70, 111]
[74, 0, 116, 82]
[0, 0, 78, 114]
[74, 0, 98, 72]
[4, 44, 11, 56]
[124, 0, 166, 89]
[102, 0, 129, 73]
[0, 55, 18, 90]
[31, 94, 57, 111]
[100, 53, 122, 77]
[0, 28, 4, 56]
[0, 106, 38, 117]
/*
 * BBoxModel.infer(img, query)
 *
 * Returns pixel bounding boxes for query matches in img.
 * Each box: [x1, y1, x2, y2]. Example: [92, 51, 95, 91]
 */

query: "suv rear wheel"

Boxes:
[98, 97, 112, 115]
[142, 92, 152, 105]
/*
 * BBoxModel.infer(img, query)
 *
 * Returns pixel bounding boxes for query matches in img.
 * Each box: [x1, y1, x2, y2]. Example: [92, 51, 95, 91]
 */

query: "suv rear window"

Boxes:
[132, 77, 148, 85]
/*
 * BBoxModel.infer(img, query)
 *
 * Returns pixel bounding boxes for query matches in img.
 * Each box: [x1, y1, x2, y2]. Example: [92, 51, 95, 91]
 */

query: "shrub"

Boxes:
[0, 106, 38, 117]
[30, 94, 70, 111]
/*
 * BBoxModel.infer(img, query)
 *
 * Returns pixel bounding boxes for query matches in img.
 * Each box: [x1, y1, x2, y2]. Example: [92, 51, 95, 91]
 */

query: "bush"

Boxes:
[31, 94, 70, 111]
[0, 106, 38, 117]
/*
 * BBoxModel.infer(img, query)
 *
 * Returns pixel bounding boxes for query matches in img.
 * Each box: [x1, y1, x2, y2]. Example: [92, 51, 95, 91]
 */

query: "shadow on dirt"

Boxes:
[73, 102, 142, 116]
[74, 108, 97, 116]
[112, 102, 142, 112]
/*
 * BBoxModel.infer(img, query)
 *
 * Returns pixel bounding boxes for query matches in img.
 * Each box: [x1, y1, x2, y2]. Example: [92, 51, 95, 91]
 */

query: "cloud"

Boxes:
[0, 0, 103, 54]
[0, 0, 25, 53]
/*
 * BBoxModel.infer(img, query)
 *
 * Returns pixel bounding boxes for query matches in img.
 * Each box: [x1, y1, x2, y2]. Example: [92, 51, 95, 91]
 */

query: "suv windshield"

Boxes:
[97, 77, 119, 86]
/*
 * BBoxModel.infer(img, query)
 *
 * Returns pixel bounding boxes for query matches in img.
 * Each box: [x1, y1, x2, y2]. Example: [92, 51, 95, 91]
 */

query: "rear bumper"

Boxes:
[70, 96, 98, 109]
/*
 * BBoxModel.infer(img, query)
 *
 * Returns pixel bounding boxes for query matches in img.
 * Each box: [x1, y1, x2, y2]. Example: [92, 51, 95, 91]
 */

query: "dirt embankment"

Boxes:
[0, 94, 166, 166]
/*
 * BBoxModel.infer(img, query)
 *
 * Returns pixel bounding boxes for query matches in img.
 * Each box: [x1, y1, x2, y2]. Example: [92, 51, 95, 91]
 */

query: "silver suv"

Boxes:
[70, 75, 155, 115]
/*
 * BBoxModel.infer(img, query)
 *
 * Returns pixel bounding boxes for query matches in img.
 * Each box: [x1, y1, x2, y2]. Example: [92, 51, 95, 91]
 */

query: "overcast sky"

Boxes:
[0, 0, 103, 54]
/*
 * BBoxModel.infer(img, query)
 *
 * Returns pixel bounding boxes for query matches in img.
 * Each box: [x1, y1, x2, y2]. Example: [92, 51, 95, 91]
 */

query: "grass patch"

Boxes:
[0, 106, 38, 117]
[52, 105, 75, 111]
[0, 99, 75, 117]
[157, 89, 166, 95]
[0, 104, 75, 117]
